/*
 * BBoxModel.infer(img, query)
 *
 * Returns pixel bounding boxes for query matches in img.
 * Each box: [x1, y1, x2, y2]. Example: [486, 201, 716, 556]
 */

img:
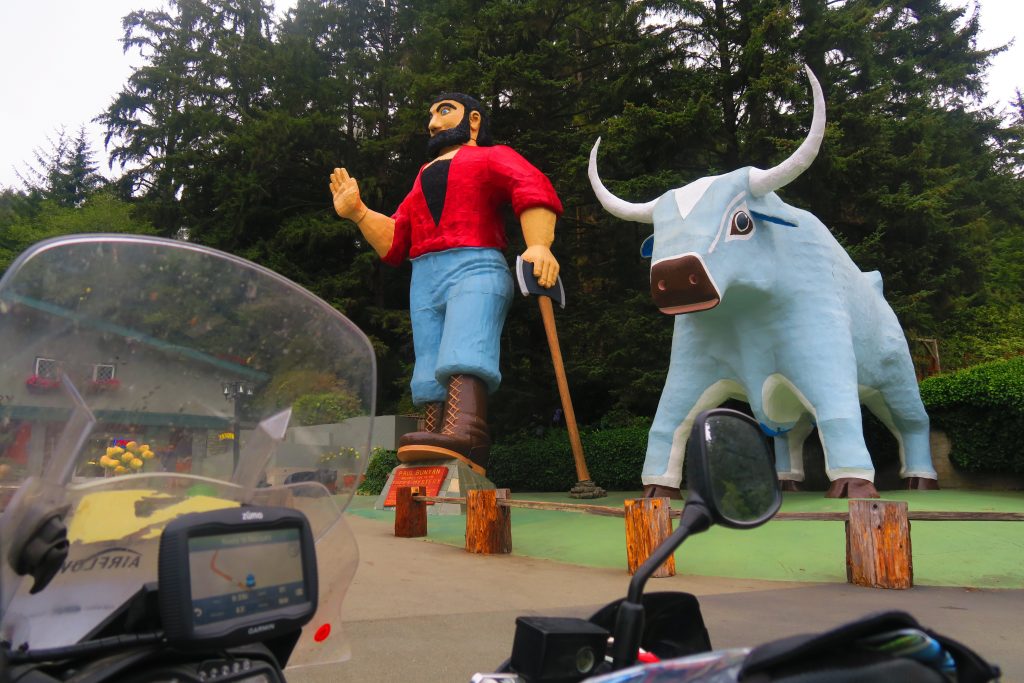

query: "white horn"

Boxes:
[588, 137, 657, 224]
[749, 65, 826, 197]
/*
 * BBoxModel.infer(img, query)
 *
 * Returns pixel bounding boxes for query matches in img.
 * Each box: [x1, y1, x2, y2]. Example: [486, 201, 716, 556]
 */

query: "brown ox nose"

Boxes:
[650, 254, 721, 315]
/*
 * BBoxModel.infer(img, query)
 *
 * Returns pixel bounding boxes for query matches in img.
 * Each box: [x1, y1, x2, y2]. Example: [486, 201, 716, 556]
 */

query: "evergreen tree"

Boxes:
[16, 127, 105, 207]
[100, 0, 277, 239]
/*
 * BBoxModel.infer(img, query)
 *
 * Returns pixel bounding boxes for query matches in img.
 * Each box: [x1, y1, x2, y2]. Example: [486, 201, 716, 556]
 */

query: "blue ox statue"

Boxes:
[588, 66, 938, 498]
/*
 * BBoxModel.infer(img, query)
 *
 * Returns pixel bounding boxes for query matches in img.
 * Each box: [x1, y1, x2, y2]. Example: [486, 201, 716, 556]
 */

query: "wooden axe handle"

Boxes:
[538, 295, 591, 483]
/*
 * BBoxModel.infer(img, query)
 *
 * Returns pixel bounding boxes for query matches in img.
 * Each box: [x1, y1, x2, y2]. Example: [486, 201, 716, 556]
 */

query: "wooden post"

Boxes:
[395, 486, 427, 538]
[624, 497, 675, 577]
[466, 488, 512, 554]
[846, 499, 912, 589]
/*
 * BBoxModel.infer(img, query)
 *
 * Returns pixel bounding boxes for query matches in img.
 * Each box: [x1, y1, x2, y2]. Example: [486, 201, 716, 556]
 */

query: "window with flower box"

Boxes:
[34, 357, 59, 378]
[93, 364, 116, 382]
[89, 363, 121, 392]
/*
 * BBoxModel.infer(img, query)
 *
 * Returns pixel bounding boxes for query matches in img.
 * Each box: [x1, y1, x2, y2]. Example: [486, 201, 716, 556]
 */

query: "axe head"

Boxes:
[516, 255, 565, 309]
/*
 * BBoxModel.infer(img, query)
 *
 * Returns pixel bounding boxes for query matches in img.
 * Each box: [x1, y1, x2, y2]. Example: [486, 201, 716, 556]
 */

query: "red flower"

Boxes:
[88, 378, 122, 393]
[25, 375, 60, 392]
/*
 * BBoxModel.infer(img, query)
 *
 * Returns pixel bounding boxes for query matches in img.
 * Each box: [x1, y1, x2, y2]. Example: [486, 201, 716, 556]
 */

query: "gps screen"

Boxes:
[187, 528, 308, 627]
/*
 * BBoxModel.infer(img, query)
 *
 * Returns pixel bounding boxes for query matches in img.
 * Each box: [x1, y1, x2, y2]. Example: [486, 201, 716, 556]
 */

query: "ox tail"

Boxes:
[588, 137, 657, 224]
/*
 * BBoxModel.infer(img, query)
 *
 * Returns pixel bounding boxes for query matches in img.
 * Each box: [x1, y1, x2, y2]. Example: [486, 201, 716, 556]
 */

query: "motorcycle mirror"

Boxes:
[685, 409, 782, 529]
[611, 408, 779, 671]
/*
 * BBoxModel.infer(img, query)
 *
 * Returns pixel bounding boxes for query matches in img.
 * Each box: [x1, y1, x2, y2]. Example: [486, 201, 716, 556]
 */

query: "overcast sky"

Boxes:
[0, 0, 1020, 191]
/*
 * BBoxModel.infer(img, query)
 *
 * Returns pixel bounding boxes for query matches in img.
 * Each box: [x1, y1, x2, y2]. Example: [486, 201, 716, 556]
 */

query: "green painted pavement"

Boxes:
[348, 490, 1024, 589]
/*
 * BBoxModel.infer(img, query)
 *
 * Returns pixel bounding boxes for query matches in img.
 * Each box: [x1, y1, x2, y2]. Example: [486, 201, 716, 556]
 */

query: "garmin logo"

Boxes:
[241, 510, 264, 521]
[248, 623, 275, 636]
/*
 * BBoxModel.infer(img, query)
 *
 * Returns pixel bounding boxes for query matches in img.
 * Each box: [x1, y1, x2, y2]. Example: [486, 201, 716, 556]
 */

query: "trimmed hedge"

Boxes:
[355, 425, 651, 495]
[919, 356, 1024, 474]
[488, 424, 651, 492]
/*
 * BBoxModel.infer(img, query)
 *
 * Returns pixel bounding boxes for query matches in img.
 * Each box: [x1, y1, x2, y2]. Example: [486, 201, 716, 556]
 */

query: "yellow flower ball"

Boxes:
[105, 446, 119, 457]
[126, 441, 138, 451]
[141, 450, 154, 460]
[140, 444, 150, 453]
[114, 465, 128, 475]
[121, 451, 135, 464]
[130, 458, 144, 470]
[98, 456, 112, 468]
[111, 446, 125, 456]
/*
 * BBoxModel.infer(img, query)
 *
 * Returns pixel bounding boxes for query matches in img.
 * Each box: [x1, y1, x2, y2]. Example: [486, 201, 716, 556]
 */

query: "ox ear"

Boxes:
[640, 234, 654, 259]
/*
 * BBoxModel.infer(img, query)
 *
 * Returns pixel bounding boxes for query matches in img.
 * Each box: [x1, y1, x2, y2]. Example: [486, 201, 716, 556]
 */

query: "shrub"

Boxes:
[488, 423, 651, 491]
[919, 356, 1024, 473]
[356, 447, 399, 495]
[488, 431, 577, 492]
[292, 391, 362, 426]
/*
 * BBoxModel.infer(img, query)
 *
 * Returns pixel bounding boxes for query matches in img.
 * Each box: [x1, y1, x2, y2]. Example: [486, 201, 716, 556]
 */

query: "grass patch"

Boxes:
[349, 490, 1024, 588]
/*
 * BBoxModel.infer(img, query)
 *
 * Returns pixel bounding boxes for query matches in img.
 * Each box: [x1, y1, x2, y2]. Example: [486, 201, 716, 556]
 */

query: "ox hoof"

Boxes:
[825, 477, 879, 499]
[642, 484, 682, 500]
[779, 480, 802, 493]
[904, 476, 940, 491]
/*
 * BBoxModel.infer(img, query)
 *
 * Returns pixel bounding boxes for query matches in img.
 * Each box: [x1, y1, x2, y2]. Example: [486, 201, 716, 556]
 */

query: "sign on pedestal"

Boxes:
[376, 459, 495, 515]
[382, 465, 448, 507]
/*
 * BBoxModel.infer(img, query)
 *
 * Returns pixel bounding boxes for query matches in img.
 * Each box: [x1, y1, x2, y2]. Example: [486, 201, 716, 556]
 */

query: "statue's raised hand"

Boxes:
[330, 168, 367, 222]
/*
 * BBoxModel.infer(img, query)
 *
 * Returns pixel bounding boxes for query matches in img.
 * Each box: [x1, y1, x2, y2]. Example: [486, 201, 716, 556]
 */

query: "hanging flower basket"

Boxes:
[87, 378, 122, 393]
[25, 375, 60, 393]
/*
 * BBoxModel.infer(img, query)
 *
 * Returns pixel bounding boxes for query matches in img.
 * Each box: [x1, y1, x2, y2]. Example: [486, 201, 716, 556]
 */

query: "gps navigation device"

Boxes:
[158, 506, 318, 648]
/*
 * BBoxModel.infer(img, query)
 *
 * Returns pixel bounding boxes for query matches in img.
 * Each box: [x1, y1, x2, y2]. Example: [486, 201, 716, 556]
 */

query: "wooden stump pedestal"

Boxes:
[394, 486, 427, 538]
[466, 488, 512, 554]
[846, 499, 912, 589]
[624, 497, 675, 578]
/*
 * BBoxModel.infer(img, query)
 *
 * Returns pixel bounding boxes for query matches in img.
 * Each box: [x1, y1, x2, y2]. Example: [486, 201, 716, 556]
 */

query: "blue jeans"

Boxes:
[409, 248, 513, 404]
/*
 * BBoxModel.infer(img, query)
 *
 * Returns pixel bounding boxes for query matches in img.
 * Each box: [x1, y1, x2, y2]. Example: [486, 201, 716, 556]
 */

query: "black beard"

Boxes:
[426, 115, 472, 158]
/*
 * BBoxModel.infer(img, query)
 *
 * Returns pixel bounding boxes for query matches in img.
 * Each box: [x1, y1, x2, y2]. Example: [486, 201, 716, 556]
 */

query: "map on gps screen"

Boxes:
[188, 528, 307, 626]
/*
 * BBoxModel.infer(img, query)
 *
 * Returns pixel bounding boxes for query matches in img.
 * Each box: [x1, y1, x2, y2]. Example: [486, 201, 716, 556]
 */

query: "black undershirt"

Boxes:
[421, 160, 451, 226]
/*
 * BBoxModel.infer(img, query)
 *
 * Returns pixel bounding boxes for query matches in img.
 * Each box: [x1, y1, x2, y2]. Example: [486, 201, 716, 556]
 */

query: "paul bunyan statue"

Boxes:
[330, 93, 562, 474]
[589, 67, 939, 498]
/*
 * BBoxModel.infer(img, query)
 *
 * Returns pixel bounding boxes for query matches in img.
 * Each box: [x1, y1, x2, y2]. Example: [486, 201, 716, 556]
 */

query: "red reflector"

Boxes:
[313, 623, 331, 642]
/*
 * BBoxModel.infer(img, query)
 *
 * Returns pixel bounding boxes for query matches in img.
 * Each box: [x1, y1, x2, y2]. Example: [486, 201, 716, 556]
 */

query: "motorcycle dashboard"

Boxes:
[158, 506, 318, 649]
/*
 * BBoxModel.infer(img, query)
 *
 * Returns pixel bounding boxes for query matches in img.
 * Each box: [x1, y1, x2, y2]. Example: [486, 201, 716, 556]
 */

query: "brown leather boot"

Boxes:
[430, 374, 491, 468]
[398, 402, 443, 450]
[397, 375, 491, 472]
[421, 401, 443, 433]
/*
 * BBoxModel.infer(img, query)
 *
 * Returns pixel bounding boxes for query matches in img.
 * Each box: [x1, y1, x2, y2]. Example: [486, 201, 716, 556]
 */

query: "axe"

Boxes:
[516, 256, 605, 498]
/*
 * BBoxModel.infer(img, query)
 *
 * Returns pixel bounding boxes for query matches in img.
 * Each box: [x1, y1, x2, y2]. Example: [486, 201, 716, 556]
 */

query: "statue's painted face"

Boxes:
[428, 100, 465, 137]
[426, 99, 481, 158]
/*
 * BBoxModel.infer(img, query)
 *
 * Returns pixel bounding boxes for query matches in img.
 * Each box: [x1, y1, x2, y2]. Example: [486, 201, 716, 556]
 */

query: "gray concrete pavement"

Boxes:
[290, 515, 1022, 682]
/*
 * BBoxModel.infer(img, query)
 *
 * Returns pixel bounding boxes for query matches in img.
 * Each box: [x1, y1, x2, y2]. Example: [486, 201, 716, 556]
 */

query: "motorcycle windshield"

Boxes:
[0, 235, 375, 668]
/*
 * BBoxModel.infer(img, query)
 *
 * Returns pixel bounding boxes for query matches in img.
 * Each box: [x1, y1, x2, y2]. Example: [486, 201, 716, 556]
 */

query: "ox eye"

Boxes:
[730, 211, 753, 236]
